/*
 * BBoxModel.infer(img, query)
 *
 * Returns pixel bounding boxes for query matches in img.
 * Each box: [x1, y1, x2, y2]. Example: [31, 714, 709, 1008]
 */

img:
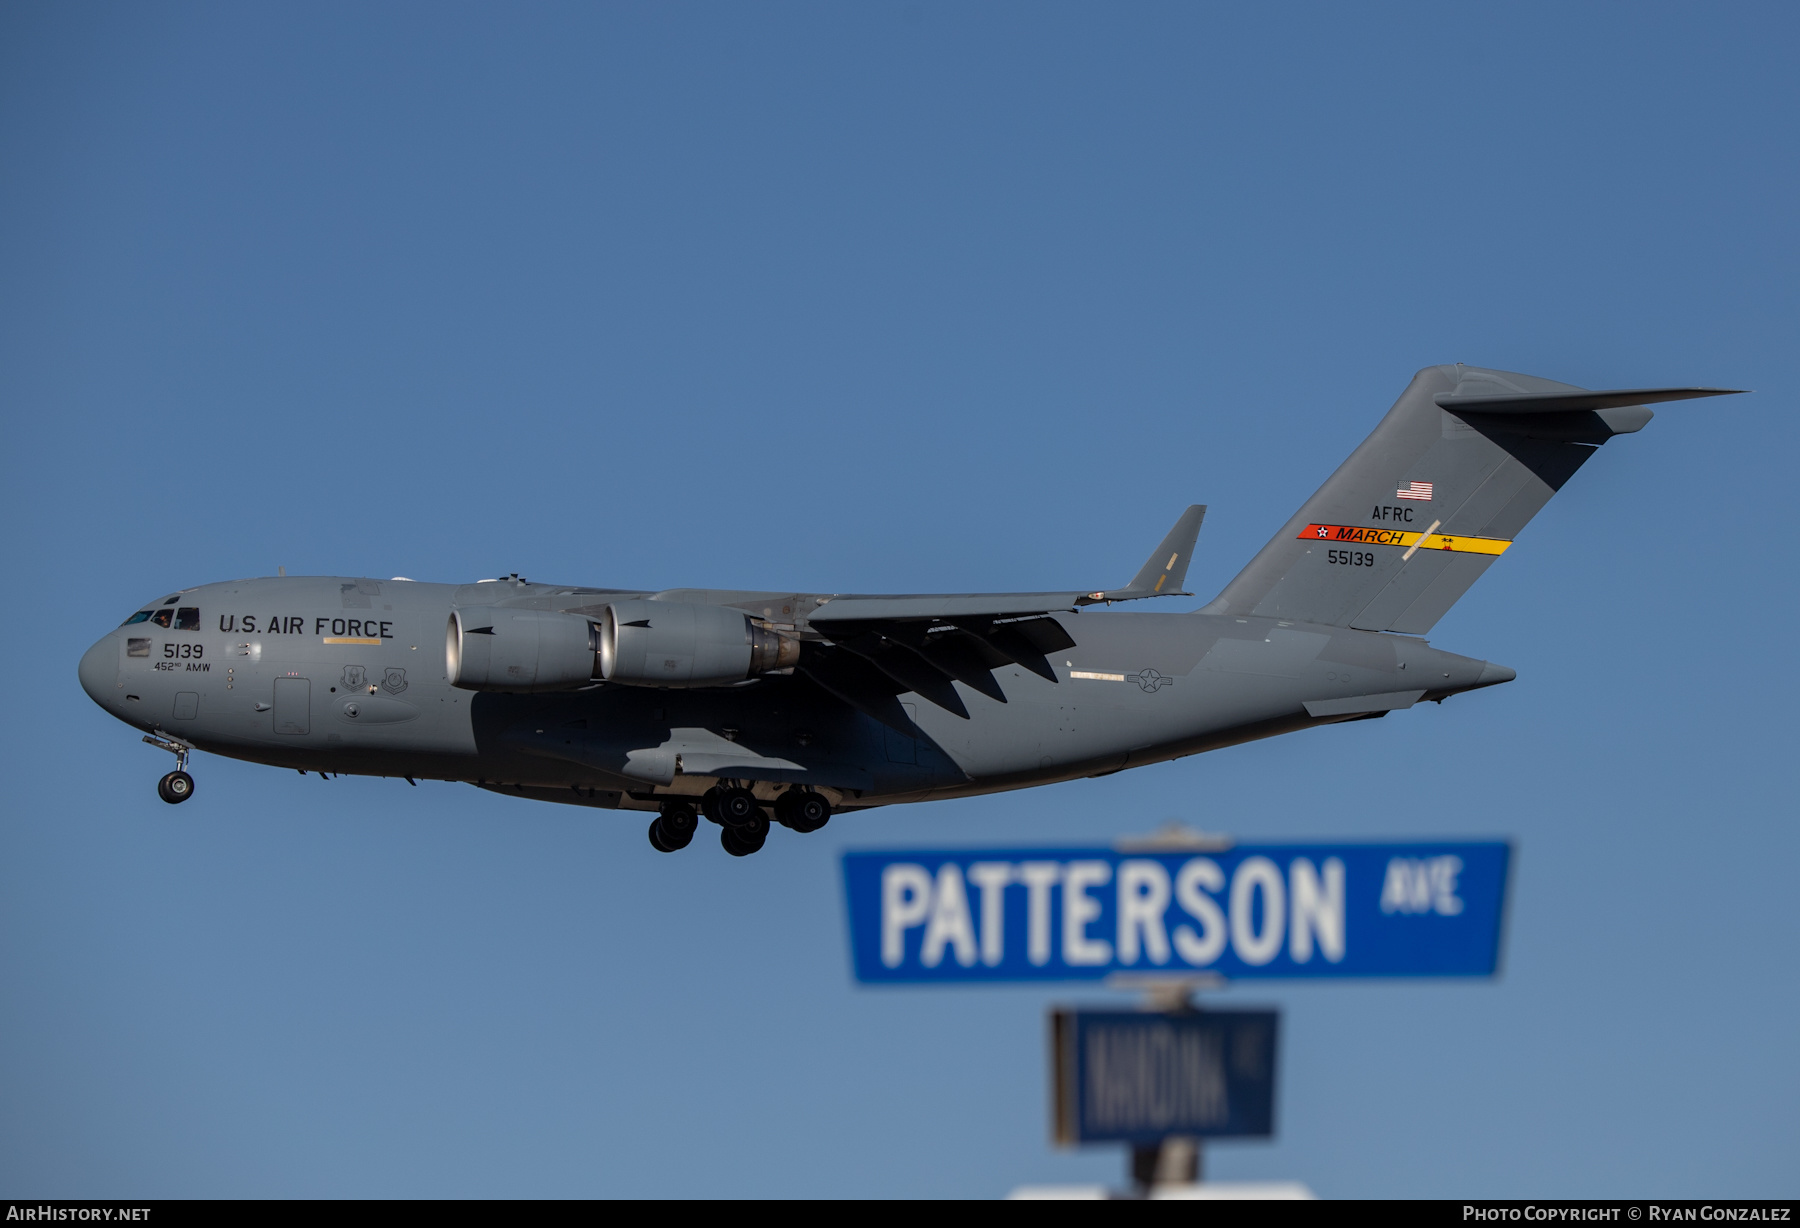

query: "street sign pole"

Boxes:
[1054, 972, 1274, 1196]
[842, 825, 1512, 1198]
[1106, 972, 1226, 1193]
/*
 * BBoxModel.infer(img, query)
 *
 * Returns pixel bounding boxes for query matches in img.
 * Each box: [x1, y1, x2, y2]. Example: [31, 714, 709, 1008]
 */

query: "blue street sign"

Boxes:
[1052, 1008, 1278, 1143]
[842, 841, 1510, 983]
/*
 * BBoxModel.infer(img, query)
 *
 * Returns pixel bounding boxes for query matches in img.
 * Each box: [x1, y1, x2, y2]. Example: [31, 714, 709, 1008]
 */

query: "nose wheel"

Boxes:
[143, 731, 196, 804]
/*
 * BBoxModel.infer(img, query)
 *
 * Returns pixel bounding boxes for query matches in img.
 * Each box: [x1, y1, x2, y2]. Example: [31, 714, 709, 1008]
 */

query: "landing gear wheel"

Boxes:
[157, 771, 194, 805]
[648, 803, 697, 852]
[720, 813, 769, 857]
[700, 787, 723, 825]
[775, 790, 831, 833]
[714, 786, 762, 827]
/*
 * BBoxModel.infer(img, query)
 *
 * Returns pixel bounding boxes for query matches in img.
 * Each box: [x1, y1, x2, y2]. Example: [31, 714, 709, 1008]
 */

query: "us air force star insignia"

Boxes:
[383, 668, 408, 695]
[342, 665, 367, 690]
[1315, 525, 1331, 538]
[1126, 668, 1174, 693]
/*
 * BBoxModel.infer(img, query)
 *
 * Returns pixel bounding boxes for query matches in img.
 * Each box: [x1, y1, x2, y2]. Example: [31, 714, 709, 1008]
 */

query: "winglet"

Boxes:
[1080, 505, 1206, 604]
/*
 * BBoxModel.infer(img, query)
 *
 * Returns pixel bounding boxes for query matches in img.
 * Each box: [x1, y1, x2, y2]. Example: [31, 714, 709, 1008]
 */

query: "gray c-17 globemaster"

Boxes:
[79, 365, 1739, 856]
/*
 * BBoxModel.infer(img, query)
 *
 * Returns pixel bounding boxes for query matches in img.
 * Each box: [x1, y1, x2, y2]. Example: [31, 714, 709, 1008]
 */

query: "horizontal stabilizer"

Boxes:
[1206, 365, 1746, 634]
[1435, 387, 1743, 414]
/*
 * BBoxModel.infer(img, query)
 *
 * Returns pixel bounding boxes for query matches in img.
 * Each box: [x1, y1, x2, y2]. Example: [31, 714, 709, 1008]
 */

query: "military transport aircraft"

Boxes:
[79, 365, 1738, 856]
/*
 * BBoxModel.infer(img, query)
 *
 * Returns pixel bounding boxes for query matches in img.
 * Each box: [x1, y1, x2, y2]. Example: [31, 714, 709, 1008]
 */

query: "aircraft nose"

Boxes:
[78, 636, 117, 707]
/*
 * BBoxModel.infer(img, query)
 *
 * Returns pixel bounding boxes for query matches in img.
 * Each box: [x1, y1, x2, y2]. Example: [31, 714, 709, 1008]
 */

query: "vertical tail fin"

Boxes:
[1201, 365, 1739, 633]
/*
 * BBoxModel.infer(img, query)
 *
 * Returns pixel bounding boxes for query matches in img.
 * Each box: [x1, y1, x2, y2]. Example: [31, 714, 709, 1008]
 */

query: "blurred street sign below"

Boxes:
[841, 840, 1510, 983]
[1052, 1008, 1278, 1143]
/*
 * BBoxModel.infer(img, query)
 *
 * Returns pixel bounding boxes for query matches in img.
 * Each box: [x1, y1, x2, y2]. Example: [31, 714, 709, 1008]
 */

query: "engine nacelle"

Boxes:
[598, 599, 799, 688]
[446, 607, 601, 692]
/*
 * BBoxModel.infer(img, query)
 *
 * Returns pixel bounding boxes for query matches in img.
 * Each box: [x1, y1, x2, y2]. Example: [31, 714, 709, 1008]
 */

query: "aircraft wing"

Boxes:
[807, 503, 1206, 626]
[795, 506, 1205, 731]
[801, 597, 1081, 729]
[809, 592, 1086, 623]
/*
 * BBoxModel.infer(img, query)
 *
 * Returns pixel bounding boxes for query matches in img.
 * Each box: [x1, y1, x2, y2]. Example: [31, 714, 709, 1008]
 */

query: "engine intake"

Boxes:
[598, 600, 799, 688]
[446, 607, 601, 692]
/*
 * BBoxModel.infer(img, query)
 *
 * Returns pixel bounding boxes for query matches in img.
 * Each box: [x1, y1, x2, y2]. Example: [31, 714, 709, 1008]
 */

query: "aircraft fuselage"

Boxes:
[78, 574, 1507, 815]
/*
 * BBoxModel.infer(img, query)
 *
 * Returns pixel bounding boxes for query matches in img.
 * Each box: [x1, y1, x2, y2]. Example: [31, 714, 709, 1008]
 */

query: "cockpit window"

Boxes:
[174, 607, 200, 630]
[122, 611, 153, 626]
[150, 609, 173, 628]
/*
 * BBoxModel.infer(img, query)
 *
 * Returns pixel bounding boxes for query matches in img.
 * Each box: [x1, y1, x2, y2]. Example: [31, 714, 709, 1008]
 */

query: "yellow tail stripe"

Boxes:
[1298, 523, 1511, 557]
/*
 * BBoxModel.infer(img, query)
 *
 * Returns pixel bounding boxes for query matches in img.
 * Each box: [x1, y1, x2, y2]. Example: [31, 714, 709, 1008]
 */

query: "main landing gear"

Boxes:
[144, 732, 196, 805]
[774, 788, 831, 834]
[720, 812, 770, 858]
[707, 785, 762, 826]
[703, 785, 768, 857]
[648, 802, 698, 852]
[645, 786, 832, 855]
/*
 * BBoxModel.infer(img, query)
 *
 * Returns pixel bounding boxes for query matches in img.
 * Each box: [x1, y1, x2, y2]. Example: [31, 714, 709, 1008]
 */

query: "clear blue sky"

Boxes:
[3, 2, 1795, 1198]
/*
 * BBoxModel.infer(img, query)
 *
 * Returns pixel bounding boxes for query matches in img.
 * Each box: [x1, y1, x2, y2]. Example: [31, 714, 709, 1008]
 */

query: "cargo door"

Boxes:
[273, 677, 311, 735]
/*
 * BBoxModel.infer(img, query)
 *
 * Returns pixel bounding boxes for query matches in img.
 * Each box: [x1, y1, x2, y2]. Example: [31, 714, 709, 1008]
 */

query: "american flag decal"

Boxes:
[1395, 481, 1433, 501]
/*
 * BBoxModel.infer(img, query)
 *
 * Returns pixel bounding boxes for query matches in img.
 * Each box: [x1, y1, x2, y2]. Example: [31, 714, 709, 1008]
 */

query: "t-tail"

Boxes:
[1201, 364, 1741, 633]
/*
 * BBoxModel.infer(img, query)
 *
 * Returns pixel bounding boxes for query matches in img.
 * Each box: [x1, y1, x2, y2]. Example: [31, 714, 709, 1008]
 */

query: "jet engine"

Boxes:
[597, 599, 799, 688]
[446, 607, 601, 692]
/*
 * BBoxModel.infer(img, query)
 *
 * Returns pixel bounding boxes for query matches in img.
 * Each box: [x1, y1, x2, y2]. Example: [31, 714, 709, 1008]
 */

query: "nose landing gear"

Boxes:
[143, 732, 196, 805]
